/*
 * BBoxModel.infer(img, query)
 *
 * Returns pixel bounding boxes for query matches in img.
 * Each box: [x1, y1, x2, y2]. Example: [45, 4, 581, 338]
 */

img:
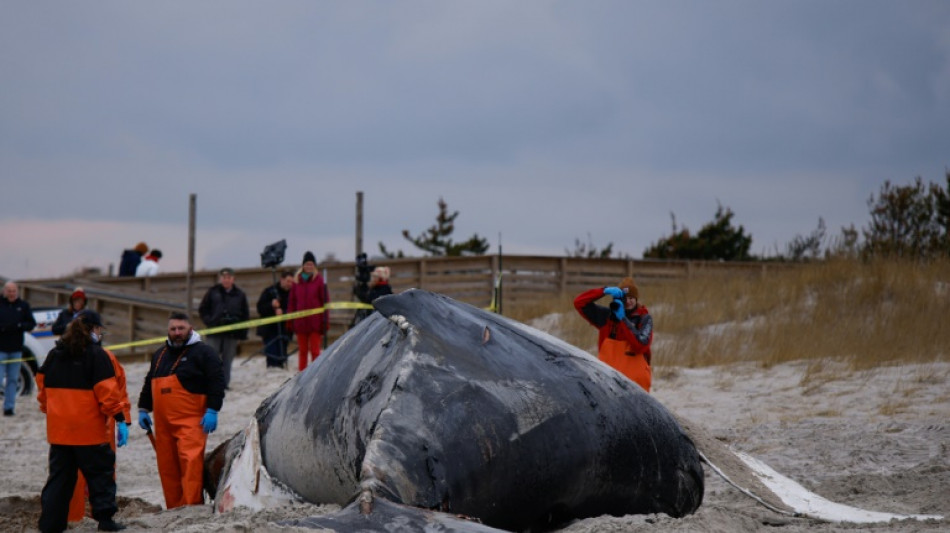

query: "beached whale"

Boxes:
[204, 289, 704, 532]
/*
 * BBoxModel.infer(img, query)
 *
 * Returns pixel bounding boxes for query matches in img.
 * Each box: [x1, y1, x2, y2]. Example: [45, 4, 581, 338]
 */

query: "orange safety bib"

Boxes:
[599, 337, 652, 392]
[151, 347, 208, 509]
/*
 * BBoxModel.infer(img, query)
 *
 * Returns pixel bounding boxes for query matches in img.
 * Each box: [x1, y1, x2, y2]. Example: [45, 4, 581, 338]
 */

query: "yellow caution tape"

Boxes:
[104, 302, 373, 352]
[0, 356, 36, 364]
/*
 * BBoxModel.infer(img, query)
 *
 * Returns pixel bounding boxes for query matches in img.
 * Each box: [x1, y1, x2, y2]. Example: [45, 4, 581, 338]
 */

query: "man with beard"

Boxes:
[137, 312, 225, 509]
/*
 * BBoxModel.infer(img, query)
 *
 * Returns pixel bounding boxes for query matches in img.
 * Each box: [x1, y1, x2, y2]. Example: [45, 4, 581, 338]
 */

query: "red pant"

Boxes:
[298, 331, 323, 371]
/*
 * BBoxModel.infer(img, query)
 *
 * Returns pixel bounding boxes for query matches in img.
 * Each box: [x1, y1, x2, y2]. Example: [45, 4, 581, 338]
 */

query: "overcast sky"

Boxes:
[2, 1, 949, 280]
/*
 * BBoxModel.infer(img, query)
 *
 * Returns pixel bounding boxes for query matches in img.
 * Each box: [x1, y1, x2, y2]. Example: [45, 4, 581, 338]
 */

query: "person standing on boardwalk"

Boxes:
[287, 251, 329, 371]
[118, 242, 148, 277]
[198, 268, 249, 389]
[135, 249, 162, 277]
[574, 277, 654, 392]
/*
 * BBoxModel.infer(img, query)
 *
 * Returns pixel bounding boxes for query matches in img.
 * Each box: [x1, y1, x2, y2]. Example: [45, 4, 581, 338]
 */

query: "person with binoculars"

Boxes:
[574, 277, 654, 392]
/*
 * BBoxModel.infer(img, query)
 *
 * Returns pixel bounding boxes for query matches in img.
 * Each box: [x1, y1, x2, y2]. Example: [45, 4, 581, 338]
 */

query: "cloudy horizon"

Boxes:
[3, 1, 948, 280]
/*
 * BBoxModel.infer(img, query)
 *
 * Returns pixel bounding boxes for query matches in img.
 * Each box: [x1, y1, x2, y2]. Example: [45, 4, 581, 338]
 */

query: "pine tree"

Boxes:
[385, 197, 490, 257]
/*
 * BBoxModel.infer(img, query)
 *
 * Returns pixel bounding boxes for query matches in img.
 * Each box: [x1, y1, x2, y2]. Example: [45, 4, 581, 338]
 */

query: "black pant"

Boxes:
[39, 443, 117, 533]
[263, 333, 291, 367]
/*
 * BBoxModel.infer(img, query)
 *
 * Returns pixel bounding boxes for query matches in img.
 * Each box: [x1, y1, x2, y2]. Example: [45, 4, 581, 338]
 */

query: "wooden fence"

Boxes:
[16, 255, 773, 359]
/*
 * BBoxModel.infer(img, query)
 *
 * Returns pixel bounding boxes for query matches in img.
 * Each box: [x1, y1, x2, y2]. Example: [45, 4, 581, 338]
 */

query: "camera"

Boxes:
[261, 239, 287, 269]
[355, 252, 374, 284]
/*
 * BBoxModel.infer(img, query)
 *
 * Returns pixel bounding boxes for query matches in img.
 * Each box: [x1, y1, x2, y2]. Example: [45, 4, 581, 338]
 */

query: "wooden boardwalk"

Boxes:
[15, 255, 776, 360]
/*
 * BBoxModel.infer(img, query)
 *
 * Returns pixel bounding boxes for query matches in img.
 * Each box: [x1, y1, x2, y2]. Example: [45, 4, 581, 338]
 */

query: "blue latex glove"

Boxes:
[603, 286, 624, 299]
[201, 409, 218, 434]
[610, 299, 626, 320]
[117, 422, 129, 447]
[138, 409, 152, 431]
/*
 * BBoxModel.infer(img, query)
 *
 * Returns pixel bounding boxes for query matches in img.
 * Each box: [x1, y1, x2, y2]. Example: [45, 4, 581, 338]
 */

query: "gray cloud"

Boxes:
[2, 1, 948, 279]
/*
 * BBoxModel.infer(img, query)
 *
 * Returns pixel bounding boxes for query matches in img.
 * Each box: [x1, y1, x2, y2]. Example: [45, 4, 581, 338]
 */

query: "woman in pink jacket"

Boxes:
[288, 251, 330, 371]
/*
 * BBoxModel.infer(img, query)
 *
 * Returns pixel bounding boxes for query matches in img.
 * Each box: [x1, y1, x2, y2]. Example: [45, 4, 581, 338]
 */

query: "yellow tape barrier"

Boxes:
[1, 356, 36, 364]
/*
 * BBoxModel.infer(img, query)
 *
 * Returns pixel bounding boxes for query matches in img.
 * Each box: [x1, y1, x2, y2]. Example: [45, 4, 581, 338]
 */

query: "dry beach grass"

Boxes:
[1, 258, 947, 532]
[513, 258, 950, 370]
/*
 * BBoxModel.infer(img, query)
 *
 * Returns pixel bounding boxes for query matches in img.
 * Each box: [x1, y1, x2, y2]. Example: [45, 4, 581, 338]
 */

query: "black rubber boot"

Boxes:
[97, 518, 126, 531]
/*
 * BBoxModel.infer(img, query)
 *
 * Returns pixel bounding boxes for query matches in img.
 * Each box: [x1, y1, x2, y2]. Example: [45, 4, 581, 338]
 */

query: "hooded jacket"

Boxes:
[137, 330, 225, 412]
[37, 341, 127, 445]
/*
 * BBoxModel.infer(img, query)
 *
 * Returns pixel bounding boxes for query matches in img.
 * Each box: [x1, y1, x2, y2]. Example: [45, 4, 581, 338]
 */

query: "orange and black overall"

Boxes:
[574, 287, 654, 392]
[68, 349, 131, 522]
[151, 345, 209, 508]
[36, 343, 127, 532]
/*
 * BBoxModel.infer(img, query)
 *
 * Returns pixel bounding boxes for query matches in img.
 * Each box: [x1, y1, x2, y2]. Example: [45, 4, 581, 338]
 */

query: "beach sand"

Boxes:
[2, 350, 947, 532]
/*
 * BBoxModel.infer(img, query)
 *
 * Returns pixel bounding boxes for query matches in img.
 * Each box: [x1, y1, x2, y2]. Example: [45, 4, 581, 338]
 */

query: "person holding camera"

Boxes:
[287, 251, 329, 372]
[351, 264, 393, 327]
[573, 277, 654, 392]
[198, 268, 249, 388]
[256, 270, 294, 368]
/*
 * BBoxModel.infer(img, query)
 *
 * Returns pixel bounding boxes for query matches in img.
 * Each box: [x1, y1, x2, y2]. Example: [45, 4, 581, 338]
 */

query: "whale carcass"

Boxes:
[204, 289, 704, 531]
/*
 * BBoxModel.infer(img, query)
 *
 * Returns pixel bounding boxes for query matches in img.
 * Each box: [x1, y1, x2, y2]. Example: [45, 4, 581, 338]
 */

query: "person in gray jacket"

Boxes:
[198, 268, 249, 389]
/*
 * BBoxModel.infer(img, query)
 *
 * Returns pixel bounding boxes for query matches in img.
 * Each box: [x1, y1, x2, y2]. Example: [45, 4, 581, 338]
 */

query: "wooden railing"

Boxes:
[15, 255, 774, 359]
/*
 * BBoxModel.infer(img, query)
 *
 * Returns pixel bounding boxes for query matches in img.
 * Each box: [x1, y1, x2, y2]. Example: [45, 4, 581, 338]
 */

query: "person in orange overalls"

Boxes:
[574, 277, 654, 392]
[137, 311, 225, 509]
[37, 310, 129, 533]
[67, 344, 131, 523]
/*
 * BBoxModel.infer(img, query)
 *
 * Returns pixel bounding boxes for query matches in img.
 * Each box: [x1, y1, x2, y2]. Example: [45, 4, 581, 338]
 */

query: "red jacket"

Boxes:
[288, 271, 330, 334]
[574, 287, 653, 364]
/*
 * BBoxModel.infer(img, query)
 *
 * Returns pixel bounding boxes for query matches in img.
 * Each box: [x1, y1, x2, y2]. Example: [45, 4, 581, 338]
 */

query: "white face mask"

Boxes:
[90, 332, 101, 344]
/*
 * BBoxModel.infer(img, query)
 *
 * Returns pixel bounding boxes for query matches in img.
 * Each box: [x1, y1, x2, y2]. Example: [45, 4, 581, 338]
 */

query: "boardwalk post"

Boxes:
[186, 193, 196, 317]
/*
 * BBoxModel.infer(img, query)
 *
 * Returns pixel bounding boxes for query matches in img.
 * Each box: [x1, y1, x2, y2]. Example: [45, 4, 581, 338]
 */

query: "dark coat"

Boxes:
[137, 334, 225, 412]
[118, 249, 143, 277]
[256, 282, 290, 339]
[198, 284, 250, 340]
[0, 297, 37, 352]
[350, 282, 393, 327]
[52, 309, 81, 336]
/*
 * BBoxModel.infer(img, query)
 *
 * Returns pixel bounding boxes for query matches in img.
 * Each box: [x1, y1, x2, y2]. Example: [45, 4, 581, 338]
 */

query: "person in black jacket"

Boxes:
[37, 310, 128, 532]
[255, 270, 294, 368]
[1, 281, 37, 416]
[198, 268, 249, 389]
[117, 242, 148, 277]
[350, 266, 393, 327]
[51, 288, 88, 336]
[137, 312, 225, 509]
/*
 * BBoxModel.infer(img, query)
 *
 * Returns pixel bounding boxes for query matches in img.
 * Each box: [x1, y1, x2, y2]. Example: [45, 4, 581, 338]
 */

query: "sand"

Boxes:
[2, 348, 947, 532]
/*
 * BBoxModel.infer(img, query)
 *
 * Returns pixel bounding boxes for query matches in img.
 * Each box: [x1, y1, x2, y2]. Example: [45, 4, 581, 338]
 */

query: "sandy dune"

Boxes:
[2, 348, 947, 532]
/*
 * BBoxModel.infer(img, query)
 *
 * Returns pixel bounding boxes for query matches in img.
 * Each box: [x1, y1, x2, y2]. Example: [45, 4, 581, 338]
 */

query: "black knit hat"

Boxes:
[302, 251, 316, 264]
